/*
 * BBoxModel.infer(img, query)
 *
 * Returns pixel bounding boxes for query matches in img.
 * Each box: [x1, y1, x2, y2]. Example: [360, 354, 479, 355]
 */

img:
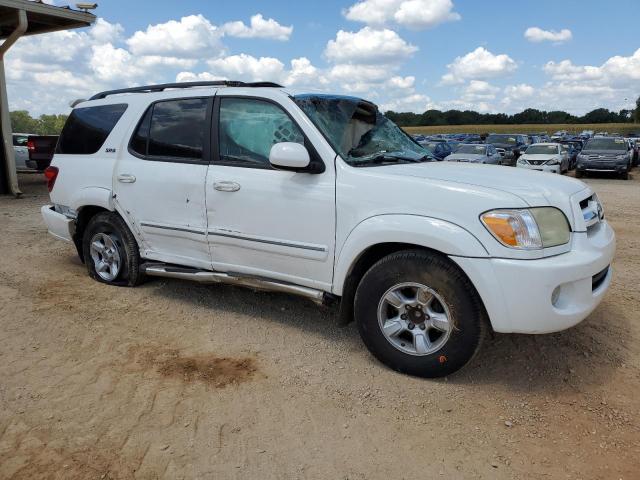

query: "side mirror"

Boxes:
[269, 142, 310, 170]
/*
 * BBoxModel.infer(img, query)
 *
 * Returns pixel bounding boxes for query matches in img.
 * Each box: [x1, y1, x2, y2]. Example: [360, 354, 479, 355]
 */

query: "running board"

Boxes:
[141, 263, 327, 304]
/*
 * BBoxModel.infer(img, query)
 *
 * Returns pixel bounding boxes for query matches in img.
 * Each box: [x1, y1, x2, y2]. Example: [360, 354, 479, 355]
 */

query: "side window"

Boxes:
[218, 97, 304, 168]
[130, 98, 209, 161]
[57, 104, 127, 154]
[13, 135, 27, 147]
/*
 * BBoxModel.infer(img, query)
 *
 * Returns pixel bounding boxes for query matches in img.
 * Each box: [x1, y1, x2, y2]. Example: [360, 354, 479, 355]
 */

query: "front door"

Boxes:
[113, 96, 213, 269]
[206, 94, 336, 291]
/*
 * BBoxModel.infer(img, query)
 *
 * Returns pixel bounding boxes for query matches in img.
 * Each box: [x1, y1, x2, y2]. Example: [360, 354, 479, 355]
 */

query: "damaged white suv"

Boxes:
[42, 81, 615, 377]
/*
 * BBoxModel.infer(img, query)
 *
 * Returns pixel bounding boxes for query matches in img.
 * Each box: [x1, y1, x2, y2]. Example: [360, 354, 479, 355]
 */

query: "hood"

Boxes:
[446, 153, 485, 162]
[375, 162, 586, 207]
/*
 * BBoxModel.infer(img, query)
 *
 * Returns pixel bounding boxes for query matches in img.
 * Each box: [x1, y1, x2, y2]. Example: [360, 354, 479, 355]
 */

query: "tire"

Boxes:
[575, 170, 584, 178]
[354, 250, 486, 378]
[82, 212, 144, 287]
[620, 171, 629, 180]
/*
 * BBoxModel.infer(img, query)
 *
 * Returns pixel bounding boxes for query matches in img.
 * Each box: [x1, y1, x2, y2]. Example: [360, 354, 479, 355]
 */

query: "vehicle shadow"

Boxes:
[148, 278, 362, 346]
[149, 278, 632, 392]
[449, 299, 633, 392]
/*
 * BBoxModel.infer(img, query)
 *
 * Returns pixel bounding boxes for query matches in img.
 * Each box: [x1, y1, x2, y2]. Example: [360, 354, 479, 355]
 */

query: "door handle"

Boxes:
[213, 181, 241, 192]
[117, 174, 136, 183]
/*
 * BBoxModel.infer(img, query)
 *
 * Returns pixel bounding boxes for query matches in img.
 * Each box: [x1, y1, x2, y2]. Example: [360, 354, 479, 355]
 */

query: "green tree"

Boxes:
[10, 110, 38, 133]
[635, 96, 640, 123]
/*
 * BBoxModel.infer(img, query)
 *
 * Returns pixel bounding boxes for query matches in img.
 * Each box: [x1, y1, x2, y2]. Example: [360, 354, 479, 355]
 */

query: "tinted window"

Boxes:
[584, 138, 627, 151]
[218, 97, 304, 168]
[57, 104, 127, 154]
[13, 135, 27, 147]
[148, 99, 208, 160]
[130, 107, 152, 156]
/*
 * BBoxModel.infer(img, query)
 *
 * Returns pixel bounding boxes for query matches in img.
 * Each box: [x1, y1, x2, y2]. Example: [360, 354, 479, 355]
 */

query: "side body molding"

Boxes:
[332, 214, 489, 295]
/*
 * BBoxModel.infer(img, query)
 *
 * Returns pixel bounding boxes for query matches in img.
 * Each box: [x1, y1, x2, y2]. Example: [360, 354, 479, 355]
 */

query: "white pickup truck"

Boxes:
[41, 81, 615, 377]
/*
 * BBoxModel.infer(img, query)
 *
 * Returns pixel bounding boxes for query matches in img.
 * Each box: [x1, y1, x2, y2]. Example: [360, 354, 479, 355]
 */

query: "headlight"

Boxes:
[517, 158, 526, 165]
[545, 157, 560, 165]
[480, 207, 570, 249]
[616, 154, 627, 160]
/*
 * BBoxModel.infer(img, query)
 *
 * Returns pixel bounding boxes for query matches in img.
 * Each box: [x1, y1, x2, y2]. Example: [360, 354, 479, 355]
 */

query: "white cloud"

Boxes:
[344, 0, 460, 29]
[324, 27, 417, 65]
[441, 47, 517, 84]
[524, 27, 572, 44]
[222, 14, 292, 41]
[206, 54, 287, 83]
[126, 14, 225, 58]
[91, 18, 125, 43]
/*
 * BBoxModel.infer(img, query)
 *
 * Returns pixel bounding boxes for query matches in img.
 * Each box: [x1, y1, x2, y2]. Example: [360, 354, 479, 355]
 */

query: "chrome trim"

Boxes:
[140, 222, 205, 235]
[208, 230, 327, 252]
[142, 264, 325, 304]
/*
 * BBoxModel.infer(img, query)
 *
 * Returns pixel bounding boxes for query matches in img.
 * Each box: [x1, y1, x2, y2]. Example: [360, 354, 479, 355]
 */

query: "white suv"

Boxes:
[41, 81, 615, 377]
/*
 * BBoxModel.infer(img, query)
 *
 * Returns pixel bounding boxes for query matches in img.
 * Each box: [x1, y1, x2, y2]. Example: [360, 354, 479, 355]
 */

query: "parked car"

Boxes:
[559, 140, 583, 169]
[41, 81, 615, 378]
[418, 140, 453, 160]
[444, 144, 502, 164]
[516, 143, 569, 174]
[485, 134, 529, 165]
[26, 135, 59, 171]
[576, 137, 632, 179]
[12, 133, 31, 169]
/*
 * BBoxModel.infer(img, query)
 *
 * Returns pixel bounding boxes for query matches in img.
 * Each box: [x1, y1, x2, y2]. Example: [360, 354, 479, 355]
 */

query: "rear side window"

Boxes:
[130, 98, 209, 161]
[56, 104, 127, 154]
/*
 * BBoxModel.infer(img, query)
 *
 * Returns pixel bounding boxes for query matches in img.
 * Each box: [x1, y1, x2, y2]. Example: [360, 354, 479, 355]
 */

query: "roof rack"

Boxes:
[89, 81, 284, 100]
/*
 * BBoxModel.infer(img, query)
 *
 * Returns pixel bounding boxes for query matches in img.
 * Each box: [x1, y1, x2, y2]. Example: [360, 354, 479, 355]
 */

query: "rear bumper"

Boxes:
[41, 205, 74, 242]
[451, 221, 615, 334]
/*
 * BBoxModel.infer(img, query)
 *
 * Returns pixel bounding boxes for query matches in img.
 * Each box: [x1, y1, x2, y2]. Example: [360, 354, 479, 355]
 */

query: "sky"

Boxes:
[7, 0, 640, 116]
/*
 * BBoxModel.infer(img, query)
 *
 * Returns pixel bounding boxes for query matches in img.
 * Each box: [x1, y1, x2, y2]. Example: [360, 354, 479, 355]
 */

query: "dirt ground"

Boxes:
[1, 172, 639, 480]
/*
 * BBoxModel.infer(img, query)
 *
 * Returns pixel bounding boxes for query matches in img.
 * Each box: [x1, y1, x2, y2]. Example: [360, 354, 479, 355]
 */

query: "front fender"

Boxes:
[332, 214, 489, 295]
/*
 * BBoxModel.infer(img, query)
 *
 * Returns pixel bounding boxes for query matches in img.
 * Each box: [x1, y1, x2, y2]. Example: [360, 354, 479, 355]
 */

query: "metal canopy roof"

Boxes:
[0, 0, 95, 38]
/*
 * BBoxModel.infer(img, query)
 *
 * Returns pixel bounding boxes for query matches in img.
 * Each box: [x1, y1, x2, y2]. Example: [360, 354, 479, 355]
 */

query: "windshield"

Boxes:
[526, 145, 559, 155]
[12, 135, 28, 147]
[584, 138, 627, 151]
[456, 144, 486, 154]
[294, 94, 430, 166]
[486, 134, 517, 145]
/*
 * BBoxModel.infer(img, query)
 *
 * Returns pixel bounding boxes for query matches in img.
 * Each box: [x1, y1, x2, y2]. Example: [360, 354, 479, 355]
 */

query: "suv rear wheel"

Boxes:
[82, 212, 143, 287]
[354, 250, 485, 378]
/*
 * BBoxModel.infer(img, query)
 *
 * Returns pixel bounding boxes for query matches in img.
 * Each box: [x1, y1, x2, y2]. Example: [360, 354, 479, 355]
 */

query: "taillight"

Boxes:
[44, 166, 58, 192]
[27, 140, 35, 151]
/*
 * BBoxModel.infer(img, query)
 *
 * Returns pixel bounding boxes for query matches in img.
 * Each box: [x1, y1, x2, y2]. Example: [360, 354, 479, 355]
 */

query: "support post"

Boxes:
[0, 9, 27, 196]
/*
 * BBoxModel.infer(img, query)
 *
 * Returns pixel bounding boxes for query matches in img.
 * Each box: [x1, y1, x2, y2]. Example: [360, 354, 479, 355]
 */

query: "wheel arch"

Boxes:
[334, 215, 490, 324]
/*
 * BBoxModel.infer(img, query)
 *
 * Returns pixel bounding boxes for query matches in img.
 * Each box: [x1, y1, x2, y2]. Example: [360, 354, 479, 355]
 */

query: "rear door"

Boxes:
[205, 93, 336, 291]
[113, 96, 213, 270]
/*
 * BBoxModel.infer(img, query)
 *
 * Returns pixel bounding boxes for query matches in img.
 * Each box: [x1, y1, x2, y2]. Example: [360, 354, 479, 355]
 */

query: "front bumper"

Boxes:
[577, 161, 627, 173]
[517, 163, 560, 174]
[41, 205, 75, 242]
[452, 220, 615, 334]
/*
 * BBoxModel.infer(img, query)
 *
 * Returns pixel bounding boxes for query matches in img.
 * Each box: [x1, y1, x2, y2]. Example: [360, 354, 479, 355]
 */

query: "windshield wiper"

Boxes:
[351, 153, 433, 166]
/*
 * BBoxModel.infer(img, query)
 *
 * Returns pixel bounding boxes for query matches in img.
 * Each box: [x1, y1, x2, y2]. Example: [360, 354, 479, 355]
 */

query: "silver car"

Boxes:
[445, 144, 502, 164]
[12, 133, 30, 169]
[517, 143, 569, 174]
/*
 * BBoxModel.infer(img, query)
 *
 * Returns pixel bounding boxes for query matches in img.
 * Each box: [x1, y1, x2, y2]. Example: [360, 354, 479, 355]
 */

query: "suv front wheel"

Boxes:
[82, 212, 143, 287]
[354, 250, 485, 378]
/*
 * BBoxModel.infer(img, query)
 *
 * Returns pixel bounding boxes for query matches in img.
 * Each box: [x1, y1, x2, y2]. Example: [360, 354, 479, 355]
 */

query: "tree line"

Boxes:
[10, 97, 640, 132]
[10, 110, 68, 135]
[386, 107, 638, 127]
